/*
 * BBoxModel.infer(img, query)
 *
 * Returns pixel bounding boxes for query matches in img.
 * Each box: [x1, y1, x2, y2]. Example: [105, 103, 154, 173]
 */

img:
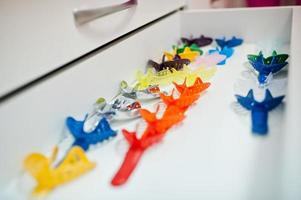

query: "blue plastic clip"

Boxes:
[215, 36, 243, 48]
[66, 116, 117, 151]
[235, 89, 284, 135]
[208, 47, 234, 65]
[247, 51, 289, 85]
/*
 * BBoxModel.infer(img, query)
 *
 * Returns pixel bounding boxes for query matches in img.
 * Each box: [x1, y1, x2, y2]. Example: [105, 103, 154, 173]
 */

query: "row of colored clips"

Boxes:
[66, 81, 162, 151]
[110, 34, 235, 186]
[22, 34, 242, 195]
[111, 77, 210, 186]
[22, 80, 163, 195]
[235, 50, 288, 135]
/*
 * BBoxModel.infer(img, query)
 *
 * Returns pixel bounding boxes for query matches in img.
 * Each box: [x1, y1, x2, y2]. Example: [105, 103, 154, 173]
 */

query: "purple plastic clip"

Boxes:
[148, 55, 190, 72]
[235, 89, 284, 135]
[181, 35, 213, 47]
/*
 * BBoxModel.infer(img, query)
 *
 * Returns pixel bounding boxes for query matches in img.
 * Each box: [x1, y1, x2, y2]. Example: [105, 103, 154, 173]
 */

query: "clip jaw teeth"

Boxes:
[235, 89, 284, 134]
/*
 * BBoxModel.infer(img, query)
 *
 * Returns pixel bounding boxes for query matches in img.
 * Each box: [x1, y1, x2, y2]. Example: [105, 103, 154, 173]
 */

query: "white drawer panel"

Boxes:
[0, 0, 185, 98]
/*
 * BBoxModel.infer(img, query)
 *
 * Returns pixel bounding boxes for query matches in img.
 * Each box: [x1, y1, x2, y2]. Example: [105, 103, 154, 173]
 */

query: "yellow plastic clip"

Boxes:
[23, 146, 96, 195]
[135, 69, 154, 90]
[163, 50, 177, 61]
[179, 66, 217, 86]
[135, 68, 183, 90]
[164, 47, 199, 62]
[135, 64, 216, 89]
[178, 47, 200, 61]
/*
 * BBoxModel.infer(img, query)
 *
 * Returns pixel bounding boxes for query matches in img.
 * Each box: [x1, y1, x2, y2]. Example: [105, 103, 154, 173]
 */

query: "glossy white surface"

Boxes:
[1, 7, 301, 200]
[0, 0, 185, 98]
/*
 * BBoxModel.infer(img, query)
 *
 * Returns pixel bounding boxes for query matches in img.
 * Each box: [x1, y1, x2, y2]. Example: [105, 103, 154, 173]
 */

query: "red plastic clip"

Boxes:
[110, 129, 164, 186]
[111, 78, 210, 186]
[111, 105, 184, 186]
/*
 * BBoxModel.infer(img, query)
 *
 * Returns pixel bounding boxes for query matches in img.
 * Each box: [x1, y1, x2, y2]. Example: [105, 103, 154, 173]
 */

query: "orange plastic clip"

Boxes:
[23, 146, 96, 195]
[140, 105, 185, 137]
[160, 89, 200, 113]
[173, 77, 210, 95]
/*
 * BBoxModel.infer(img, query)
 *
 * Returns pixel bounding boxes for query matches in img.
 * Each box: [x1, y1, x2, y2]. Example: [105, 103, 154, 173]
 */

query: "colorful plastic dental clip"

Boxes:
[82, 79, 161, 134]
[173, 43, 203, 54]
[180, 65, 216, 85]
[135, 65, 215, 90]
[135, 68, 182, 90]
[179, 47, 201, 61]
[208, 47, 234, 65]
[148, 55, 190, 72]
[173, 77, 210, 95]
[140, 105, 185, 134]
[193, 53, 227, 68]
[81, 97, 140, 133]
[247, 51, 289, 85]
[165, 47, 200, 62]
[181, 35, 213, 47]
[66, 117, 117, 151]
[111, 105, 185, 186]
[111, 129, 165, 186]
[160, 89, 200, 113]
[23, 146, 95, 195]
[215, 36, 243, 48]
[235, 89, 285, 135]
[120, 80, 161, 99]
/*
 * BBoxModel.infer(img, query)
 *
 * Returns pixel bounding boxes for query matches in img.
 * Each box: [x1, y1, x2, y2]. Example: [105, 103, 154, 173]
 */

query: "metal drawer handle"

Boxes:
[73, 0, 138, 24]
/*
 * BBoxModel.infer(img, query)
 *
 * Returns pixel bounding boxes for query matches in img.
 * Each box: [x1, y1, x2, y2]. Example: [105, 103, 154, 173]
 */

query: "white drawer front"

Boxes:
[0, 0, 185, 98]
